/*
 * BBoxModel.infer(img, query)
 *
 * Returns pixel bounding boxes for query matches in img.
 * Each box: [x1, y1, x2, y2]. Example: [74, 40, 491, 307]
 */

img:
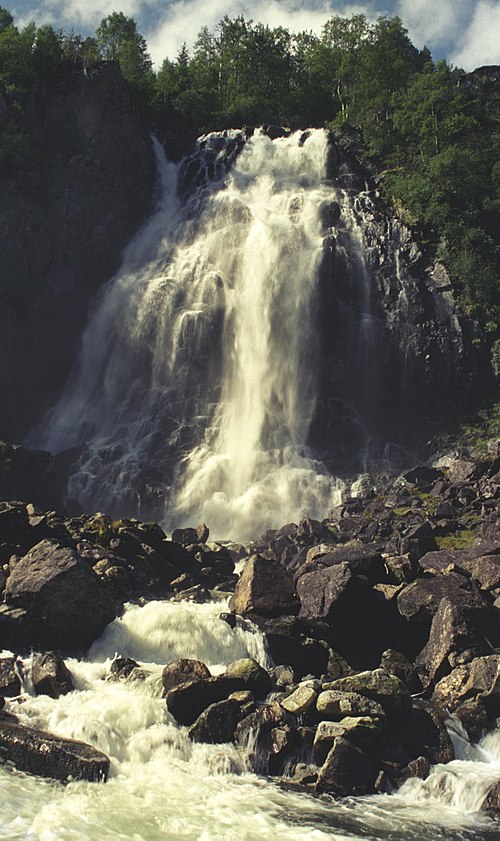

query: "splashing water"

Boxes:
[28, 129, 382, 539]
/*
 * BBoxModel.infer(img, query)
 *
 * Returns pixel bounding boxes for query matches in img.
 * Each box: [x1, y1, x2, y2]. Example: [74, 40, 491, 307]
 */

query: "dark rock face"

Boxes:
[4, 539, 119, 650]
[0, 717, 109, 782]
[481, 781, 500, 820]
[0, 62, 155, 441]
[32, 652, 74, 699]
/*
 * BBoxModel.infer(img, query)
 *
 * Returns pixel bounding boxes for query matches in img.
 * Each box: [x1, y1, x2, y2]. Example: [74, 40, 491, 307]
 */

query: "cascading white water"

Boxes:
[1, 603, 499, 841]
[28, 129, 373, 540]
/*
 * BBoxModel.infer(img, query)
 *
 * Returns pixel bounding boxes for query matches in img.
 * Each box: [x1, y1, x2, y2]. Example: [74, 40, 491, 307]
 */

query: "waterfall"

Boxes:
[28, 128, 384, 540]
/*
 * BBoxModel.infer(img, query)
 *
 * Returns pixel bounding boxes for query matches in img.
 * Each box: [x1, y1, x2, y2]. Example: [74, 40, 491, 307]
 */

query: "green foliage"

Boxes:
[0, 5, 497, 335]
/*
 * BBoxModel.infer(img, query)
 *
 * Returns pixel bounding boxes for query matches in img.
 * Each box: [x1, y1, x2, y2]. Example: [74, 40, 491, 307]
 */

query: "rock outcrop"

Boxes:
[0, 62, 155, 441]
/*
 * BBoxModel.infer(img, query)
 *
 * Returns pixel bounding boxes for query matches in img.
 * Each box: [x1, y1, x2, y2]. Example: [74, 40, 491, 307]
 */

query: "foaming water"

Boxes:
[1, 602, 499, 841]
[27, 129, 360, 541]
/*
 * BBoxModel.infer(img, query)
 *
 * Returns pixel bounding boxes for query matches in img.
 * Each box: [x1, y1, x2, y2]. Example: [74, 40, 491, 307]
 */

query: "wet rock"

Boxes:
[316, 690, 385, 720]
[433, 655, 500, 713]
[235, 701, 287, 773]
[326, 669, 412, 718]
[166, 676, 246, 726]
[109, 657, 140, 681]
[188, 698, 241, 744]
[0, 717, 109, 782]
[480, 780, 500, 820]
[251, 615, 330, 677]
[224, 658, 271, 698]
[271, 664, 296, 687]
[162, 658, 211, 695]
[4, 539, 118, 650]
[230, 555, 297, 617]
[454, 698, 492, 743]
[0, 657, 21, 696]
[32, 652, 74, 699]
[269, 725, 314, 776]
[393, 756, 430, 786]
[316, 736, 379, 796]
[280, 685, 317, 715]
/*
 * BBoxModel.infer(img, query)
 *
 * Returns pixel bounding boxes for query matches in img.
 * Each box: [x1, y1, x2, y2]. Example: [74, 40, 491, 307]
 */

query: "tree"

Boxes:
[95, 13, 152, 96]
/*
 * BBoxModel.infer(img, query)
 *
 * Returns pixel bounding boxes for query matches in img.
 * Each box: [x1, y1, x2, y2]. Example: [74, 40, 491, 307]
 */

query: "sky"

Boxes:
[8, 0, 500, 71]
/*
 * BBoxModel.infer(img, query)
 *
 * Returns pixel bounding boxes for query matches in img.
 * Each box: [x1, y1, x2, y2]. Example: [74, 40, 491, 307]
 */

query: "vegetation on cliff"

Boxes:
[0, 7, 498, 350]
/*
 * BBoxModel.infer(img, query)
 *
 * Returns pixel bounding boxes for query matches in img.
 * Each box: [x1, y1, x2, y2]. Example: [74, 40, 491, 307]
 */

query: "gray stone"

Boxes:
[316, 690, 385, 720]
[280, 685, 317, 715]
[0, 718, 109, 783]
[188, 698, 241, 744]
[32, 652, 74, 699]
[316, 736, 379, 796]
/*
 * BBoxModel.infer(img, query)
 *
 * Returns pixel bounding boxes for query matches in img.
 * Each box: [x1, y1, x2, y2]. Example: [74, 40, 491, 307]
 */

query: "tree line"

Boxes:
[0, 7, 498, 333]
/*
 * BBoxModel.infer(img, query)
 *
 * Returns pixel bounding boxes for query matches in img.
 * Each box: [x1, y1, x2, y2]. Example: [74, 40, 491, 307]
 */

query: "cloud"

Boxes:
[396, 0, 472, 50]
[13, 0, 145, 30]
[451, 0, 500, 70]
[145, 0, 380, 65]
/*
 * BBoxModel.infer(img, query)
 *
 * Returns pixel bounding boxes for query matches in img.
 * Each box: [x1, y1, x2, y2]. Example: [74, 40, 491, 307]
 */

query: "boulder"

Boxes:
[166, 676, 245, 726]
[230, 556, 297, 617]
[235, 701, 287, 773]
[455, 555, 500, 592]
[269, 725, 314, 776]
[379, 649, 422, 694]
[481, 780, 500, 820]
[109, 657, 140, 681]
[316, 736, 379, 796]
[313, 717, 384, 766]
[397, 573, 485, 625]
[296, 541, 385, 584]
[4, 539, 118, 650]
[454, 698, 491, 743]
[415, 597, 486, 689]
[32, 652, 74, 698]
[224, 658, 271, 698]
[188, 698, 241, 744]
[397, 701, 454, 765]
[0, 717, 109, 783]
[316, 690, 385, 720]
[0, 657, 21, 696]
[250, 615, 330, 677]
[399, 521, 437, 561]
[433, 655, 500, 713]
[326, 669, 412, 718]
[162, 659, 211, 695]
[280, 685, 317, 716]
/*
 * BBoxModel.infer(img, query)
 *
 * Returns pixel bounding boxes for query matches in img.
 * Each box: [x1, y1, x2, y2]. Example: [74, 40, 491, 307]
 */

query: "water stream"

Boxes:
[28, 129, 383, 541]
[1, 601, 499, 841]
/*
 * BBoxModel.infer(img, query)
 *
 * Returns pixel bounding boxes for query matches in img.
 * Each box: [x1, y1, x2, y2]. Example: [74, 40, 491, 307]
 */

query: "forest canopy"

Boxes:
[0, 6, 498, 333]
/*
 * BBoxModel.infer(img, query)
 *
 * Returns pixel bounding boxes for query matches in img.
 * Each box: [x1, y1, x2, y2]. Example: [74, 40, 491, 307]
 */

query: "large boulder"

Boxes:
[396, 701, 454, 765]
[295, 541, 386, 584]
[223, 658, 272, 698]
[0, 657, 21, 696]
[188, 698, 242, 744]
[432, 655, 500, 713]
[230, 556, 297, 616]
[326, 669, 412, 718]
[0, 717, 109, 782]
[313, 717, 384, 765]
[315, 736, 379, 796]
[162, 659, 211, 695]
[4, 539, 118, 650]
[165, 676, 245, 726]
[481, 780, 500, 820]
[415, 597, 487, 689]
[32, 652, 74, 698]
[316, 690, 385, 720]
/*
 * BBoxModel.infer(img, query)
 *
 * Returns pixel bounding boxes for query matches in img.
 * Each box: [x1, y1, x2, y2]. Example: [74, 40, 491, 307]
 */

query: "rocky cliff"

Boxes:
[0, 62, 155, 440]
